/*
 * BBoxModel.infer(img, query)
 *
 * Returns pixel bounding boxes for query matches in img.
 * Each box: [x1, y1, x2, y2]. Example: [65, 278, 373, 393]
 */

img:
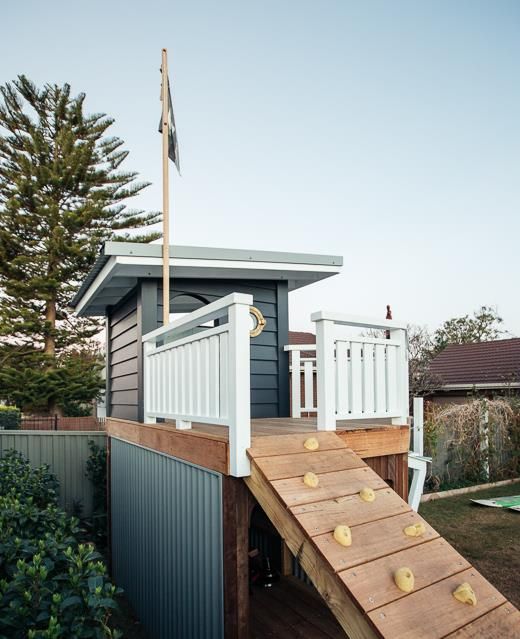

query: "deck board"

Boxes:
[291, 487, 410, 535]
[367, 567, 506, 639]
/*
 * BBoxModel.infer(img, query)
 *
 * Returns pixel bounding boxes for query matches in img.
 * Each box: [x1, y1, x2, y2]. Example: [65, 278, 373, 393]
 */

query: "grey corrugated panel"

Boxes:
[111, 438, 224, 639]
[0, 431, 106, 517]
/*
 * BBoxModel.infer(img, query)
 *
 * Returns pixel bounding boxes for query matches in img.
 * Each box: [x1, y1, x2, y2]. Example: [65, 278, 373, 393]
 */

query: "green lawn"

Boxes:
[420, 482, 520, 608]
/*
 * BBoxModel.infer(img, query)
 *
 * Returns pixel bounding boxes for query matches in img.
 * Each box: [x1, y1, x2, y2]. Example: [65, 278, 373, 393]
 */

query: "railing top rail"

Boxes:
[310, 311, 408, 331]
[142, 292, 253, 343]
[283, 344, 317, 351]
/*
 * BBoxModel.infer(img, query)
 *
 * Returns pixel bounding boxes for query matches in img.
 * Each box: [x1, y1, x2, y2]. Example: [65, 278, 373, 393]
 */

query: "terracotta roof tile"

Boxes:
[430, 338, 520, 386]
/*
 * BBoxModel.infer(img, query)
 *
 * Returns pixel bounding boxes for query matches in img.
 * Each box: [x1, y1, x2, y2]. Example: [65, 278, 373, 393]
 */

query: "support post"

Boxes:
[222, 477, 251, 639]
[315, 318, 336, 430]
[228, 301, 251, 477]
[291, 349, 301, 418]
[480, 398, 490, 480]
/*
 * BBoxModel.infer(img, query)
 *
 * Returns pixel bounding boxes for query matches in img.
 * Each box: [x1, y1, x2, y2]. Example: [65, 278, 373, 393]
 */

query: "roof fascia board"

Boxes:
[74, 256, 117, 316]
[103, 241, 342, 267]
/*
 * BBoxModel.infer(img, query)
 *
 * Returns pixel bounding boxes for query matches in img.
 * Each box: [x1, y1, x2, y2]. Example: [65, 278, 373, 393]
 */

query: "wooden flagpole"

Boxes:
[161, 48, 170, 326]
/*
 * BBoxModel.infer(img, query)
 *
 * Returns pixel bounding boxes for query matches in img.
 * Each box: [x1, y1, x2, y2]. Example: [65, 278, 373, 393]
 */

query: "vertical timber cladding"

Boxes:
[111, 438, 224, 639]
[159, 278, 290, 418]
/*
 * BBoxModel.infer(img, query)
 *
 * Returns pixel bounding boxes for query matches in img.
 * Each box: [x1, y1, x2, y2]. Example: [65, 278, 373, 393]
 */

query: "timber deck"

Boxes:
[245, 432, 520, 639]
[107, 417, 409, 477]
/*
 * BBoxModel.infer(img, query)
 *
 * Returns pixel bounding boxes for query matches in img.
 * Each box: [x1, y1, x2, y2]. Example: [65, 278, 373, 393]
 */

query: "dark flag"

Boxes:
[159, 78, 180, 174]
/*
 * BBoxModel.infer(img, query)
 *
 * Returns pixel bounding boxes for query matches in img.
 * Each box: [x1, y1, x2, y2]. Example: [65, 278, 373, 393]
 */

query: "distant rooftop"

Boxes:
[72, 242, 342, 317]
[430, 338, 520, 388]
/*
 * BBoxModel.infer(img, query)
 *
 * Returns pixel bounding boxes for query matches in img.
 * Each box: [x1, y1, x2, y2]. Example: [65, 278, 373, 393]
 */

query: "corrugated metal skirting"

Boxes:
[0, 431, 106, 517]
[111, 438, 224, 639]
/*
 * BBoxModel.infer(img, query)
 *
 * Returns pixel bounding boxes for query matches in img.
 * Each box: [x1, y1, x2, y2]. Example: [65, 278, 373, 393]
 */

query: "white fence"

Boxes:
[142, 292, 252, 477]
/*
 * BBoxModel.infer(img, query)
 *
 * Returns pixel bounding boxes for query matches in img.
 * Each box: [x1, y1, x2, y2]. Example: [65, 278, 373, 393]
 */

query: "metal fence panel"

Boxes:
[0, 431, 106, 517]
[111, 438, 224, 639]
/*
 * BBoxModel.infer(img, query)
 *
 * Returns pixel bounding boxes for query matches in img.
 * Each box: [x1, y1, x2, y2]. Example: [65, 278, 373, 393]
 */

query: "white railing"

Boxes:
[284, 344, 317, 417]
[311, 312, 409, 430]
[142, 292, 252, 477]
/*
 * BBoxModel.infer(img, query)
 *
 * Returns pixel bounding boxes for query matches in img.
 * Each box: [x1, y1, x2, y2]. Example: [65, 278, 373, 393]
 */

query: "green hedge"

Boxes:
[0, 450, 121, 638]
[0, 405, 21, 429]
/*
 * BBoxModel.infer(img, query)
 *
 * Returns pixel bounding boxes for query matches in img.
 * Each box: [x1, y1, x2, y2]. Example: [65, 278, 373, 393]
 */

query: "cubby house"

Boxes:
[73, 241, 519, 639]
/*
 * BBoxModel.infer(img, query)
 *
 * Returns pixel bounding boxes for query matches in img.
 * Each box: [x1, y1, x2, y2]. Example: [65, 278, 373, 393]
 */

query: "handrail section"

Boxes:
[142, 292, 252, 477]
[287, 312, 409, 430]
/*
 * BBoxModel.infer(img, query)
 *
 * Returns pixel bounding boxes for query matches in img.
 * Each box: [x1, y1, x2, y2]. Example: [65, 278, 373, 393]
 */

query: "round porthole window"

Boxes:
[249, 306, 266, 337]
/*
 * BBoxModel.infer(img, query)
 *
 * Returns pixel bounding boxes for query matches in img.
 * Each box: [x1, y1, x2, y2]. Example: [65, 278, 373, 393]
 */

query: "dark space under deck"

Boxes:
[250, 576, 345, 639]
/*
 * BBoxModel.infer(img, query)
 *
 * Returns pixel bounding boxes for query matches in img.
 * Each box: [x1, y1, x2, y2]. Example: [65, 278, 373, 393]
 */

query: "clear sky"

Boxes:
[2, 1, 519, 334]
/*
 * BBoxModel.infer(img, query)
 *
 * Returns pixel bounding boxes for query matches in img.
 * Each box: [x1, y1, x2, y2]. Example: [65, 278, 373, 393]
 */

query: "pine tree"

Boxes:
[0, 76, 161, 413]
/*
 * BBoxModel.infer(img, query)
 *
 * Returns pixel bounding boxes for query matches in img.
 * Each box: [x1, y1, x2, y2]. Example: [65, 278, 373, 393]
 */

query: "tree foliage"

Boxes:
[408, 306, 508, 398]
[0, 76, 161, 413]
[432, 306, 506, 355]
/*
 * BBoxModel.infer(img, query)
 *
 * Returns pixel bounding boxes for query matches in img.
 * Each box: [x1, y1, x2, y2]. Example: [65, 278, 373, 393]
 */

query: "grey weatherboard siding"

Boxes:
[110, 438, 224, 639]
[107, 292, 139, 421]
[107, 278, 289, 421]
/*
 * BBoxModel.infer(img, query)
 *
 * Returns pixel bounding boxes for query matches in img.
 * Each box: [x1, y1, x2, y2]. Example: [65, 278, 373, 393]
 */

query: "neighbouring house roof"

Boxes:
[72, 242, 342, 317]
[288, 331, 316, 360]
[288, 331, 316, 346]
[429, 338, 520, 389]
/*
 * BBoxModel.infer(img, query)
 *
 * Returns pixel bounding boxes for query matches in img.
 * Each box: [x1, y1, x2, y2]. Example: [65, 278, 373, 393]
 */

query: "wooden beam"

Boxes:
[107, 418, 228, 474]
[223, 477, 251, 639]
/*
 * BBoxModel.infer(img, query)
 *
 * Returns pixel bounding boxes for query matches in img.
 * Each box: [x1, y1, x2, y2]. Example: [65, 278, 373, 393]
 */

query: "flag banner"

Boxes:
[159, 78, 180, 174]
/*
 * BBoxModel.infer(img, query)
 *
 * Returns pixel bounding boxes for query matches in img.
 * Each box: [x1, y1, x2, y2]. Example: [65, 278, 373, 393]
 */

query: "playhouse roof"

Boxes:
[72, 241, 342, 316]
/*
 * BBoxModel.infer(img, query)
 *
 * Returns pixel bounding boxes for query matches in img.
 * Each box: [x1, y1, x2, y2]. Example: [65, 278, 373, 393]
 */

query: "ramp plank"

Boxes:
[339, 537, 470, 612]
[292, 487, 410, 536]
[313, 512, 438, 572]
[367, 568, 506, 639]
[254, 448, 365, 481]
[444, 603, 520, 638]
[248, 432, 347, 458]
[272, 467, 387, 508]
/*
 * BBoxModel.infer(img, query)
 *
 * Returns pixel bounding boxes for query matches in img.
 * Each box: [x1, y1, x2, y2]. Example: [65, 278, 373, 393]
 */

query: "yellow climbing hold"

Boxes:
[404, 522, 426, 537]
[333, 525, 352, 547]
[359, 487, 375, 502]
[303, 437, 319, 451]
[453, 582, 477, 606]
[394, 567, 414, 593]
[303, 471, 319, 488]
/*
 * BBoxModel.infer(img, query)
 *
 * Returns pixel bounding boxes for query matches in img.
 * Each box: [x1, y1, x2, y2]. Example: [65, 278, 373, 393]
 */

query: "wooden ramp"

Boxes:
[244, 432, 520, 639]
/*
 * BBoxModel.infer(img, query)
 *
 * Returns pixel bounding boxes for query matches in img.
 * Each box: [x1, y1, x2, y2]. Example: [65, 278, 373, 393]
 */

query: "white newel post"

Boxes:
[315, 318, 336, 430]
[390, 327, 409, 425]
[143, 340, 156, 424]
[291, 349, 301, 418]
[228, 300, 251, 477]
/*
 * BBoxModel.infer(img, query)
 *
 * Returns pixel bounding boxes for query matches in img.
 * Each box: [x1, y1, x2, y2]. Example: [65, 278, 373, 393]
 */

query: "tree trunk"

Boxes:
[44, 299, 56, 356]
[44, 298, 58, 414]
